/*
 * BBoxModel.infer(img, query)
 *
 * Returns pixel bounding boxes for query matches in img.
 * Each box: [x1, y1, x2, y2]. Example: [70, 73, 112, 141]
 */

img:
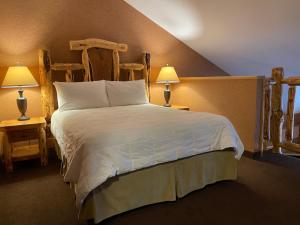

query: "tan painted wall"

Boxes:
[151, 76, 264, 152]
[0, 0, 227, 121]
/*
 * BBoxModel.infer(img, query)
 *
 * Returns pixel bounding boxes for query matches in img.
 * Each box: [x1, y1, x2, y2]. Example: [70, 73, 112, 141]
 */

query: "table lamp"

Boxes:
[1, 66, 38, 121]
[156, 65, 179, 107]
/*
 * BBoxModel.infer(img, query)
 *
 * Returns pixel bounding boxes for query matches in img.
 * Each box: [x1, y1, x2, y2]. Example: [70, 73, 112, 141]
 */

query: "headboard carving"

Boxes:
[39, 38, 151, 123]
[51, 63, 84, 82]
[70, 38, 128, 81]
[88, 48, 114, 81]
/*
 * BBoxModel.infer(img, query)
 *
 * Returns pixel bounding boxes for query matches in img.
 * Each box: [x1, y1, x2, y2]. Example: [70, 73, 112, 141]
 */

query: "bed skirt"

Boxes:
[79, 150, 237, 223]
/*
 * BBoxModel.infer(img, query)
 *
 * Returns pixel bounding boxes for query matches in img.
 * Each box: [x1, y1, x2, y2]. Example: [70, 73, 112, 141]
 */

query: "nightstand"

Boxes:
[169, 105, 190, 111]
[0, 117, 47, 172]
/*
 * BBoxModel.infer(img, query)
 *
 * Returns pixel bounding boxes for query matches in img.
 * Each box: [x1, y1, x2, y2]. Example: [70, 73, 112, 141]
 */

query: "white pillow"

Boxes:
[106, 80, 149, 106]
[53, 80, 109, 111]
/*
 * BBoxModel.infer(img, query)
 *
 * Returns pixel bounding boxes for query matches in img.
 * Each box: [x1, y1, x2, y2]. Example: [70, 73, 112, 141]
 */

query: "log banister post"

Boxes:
[286, 86, 296, 142]
[271, 67, 284, 153]
[263, 79, 271, 150]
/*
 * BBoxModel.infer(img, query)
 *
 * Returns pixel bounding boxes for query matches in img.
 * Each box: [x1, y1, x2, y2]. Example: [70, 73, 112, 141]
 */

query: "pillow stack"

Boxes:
[54, 79, 149, 111]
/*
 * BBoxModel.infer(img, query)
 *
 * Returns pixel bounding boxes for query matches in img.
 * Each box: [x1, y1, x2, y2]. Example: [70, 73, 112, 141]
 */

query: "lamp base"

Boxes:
[18, 115, 30, 121]
[164, 84, 171, 107]
[17, 89, 30, 121]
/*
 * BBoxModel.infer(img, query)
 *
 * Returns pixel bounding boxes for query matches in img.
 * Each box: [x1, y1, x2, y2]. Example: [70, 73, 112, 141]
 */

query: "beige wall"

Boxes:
[0, 0, 227, 120]
[151, 76, 264, 152]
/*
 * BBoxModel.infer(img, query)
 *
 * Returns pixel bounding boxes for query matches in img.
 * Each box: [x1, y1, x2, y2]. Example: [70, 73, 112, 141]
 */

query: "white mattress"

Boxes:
[51, 104, 244, 208]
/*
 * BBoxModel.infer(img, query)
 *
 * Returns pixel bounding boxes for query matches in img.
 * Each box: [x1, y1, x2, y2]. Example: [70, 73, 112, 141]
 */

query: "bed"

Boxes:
[39, 38, 244, 223]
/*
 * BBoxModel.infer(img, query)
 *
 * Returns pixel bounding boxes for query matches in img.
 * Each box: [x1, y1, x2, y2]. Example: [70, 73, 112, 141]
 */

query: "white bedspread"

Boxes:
[51, 104, 244, 207]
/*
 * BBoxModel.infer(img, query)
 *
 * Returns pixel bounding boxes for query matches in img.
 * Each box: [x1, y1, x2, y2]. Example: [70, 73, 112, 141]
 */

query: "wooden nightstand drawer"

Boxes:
[11, 141, 40, 161]
[8, 129, 38, 142]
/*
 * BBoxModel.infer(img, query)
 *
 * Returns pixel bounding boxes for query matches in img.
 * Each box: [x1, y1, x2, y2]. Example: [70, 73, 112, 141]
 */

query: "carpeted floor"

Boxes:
[0, 151, 300, 225]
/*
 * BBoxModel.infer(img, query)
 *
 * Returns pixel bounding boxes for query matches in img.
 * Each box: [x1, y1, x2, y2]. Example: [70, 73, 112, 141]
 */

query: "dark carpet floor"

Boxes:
[0, 151, 300, 225]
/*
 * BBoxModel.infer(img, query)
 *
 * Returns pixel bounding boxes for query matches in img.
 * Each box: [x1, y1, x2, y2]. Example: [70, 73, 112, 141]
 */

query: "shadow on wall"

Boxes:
[0, 0, 226, 75]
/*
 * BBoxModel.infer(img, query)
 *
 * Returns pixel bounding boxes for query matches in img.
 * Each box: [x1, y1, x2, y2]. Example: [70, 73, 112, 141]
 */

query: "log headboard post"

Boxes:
[39, 49, 54, 123]
[143, 52, 151, 101]
[270, 67, 284, 153]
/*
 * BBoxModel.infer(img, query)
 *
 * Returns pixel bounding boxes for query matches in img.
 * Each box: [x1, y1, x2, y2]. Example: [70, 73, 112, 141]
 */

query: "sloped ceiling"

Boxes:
[125, 0, 300, 76]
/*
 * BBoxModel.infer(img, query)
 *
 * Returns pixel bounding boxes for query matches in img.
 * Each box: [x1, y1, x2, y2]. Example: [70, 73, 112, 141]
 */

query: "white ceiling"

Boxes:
[125, 0, 300, 76]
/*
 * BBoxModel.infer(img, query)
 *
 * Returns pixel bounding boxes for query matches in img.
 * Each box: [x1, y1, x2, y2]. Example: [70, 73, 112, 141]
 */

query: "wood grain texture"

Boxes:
[280, 142, 300, 153]
[143, 52, 151, 100]
[129, 70, 135, 81]
[263, 69, 300, 154]
[0, 117, 47, 172]
[51, 63, 84, 82]
[51, 63, 84, 71]
[88, 48, 114, 81]
[39, 50, 54, 123]
[40, 38, 152, 120]
[0, 117, 46, 128]
[285, 86, 296, 142]
[70, 38, 130, 82]
[39, 122, 47, 166]
[1, 130, 12, 172]
[271, 67, 284, 153]
[0, 131, 3, 157]
[120, 63, 144, 70]
[281, 77, 300, 86]
[82, 48, 91, 81]
[263, 79, 271, 150]
[70, 38, 128, 52]
[113, 50, 120, 81]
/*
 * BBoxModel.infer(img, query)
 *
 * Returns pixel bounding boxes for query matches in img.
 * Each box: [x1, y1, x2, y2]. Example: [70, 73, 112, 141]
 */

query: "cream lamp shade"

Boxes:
[156, 65, 180, 84]
[1, 66, 38, 88]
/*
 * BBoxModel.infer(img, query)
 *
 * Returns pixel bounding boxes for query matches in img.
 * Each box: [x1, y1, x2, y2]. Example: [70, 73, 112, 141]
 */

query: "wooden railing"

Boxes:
[263, 67, 300, 154]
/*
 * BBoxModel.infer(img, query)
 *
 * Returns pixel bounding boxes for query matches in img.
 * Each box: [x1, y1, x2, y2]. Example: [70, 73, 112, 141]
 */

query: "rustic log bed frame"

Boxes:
[34, 37, 300, 221]
[262, 67, 300, 154]
[37, 38, 239, 224]
[39, 38, 151, 144]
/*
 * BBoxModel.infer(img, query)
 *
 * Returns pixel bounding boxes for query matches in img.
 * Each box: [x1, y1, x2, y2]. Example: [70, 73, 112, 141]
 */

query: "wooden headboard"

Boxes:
[39, 38, 151, 123]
